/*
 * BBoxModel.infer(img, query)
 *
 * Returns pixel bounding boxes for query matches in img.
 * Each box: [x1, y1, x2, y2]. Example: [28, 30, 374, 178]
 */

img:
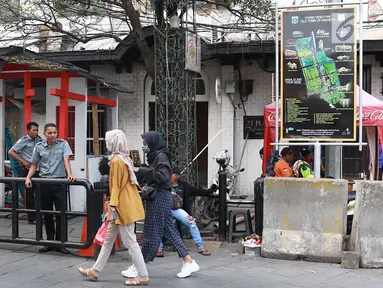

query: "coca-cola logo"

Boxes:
[357, 110, 383, 121]
[268, 112, 281, 122]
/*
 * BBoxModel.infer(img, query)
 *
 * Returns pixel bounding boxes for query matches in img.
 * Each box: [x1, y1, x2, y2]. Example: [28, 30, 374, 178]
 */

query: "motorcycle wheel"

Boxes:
[202, 198, 219, 221]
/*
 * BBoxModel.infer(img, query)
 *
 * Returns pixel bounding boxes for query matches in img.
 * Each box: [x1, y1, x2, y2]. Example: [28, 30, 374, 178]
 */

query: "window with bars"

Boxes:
[56, 106, 75, 160]
[342, 65, 372, 179]
[86, 104, 107, 156]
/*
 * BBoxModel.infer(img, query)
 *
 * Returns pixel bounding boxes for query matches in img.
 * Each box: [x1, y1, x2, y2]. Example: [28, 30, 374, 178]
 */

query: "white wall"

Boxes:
[90, 63, 146, 159]
[46, 77, 88, 211]
[88, 56, 380, 195]
[203, 60, 272, 194]
[365, 55, 383, 100]
[90, 59, 272, 195]
[232, 62, 272, 194]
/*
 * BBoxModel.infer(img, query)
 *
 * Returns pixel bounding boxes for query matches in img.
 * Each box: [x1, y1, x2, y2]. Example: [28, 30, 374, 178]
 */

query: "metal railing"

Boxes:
[0, 177, 103, 249]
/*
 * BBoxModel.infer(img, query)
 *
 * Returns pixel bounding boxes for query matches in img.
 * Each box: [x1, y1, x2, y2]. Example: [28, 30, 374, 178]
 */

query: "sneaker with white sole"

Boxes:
[176, 260, 200, 278]
[121, 265, 138, 278]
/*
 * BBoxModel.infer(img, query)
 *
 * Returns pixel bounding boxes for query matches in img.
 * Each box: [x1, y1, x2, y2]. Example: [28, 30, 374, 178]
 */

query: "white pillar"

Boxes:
[112, 94, 119, 129]
[69, 78, 87, 212]
[325, 146, 341, 178]
[221, 65, 235, 165]
[0, 79, 5, 208]
[46, 77, 87, 212]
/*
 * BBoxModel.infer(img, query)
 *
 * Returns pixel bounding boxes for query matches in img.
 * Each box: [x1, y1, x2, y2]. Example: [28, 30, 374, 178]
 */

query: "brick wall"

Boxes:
[90, 60, 272, 194]
[90, 57, 382, 195]
[365, 55, 383, 99]
[90, 63, 147, 160]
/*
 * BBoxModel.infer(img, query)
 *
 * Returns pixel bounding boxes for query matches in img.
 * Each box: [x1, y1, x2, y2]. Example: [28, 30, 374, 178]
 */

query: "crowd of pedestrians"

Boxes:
[10, 124, 203, 286]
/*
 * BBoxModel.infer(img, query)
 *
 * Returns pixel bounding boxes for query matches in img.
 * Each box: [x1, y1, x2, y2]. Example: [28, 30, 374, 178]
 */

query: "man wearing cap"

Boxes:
[157, 167, 215, 257]
[8, 122, 42, 224]
[274, 147, 294, 177]
[293, 149, 314, 178]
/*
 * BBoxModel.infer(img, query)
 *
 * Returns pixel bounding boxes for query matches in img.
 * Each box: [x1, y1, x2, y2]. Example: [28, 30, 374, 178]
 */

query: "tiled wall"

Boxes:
[90, 60, 272, 194]
[365, 55, 383, 99]
[90, 63, 146, 159]
[90, 57, 382, 195]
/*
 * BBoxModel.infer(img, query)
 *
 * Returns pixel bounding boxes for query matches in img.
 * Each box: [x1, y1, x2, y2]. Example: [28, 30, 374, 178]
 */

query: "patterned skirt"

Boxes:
[141, 190, 188, 263]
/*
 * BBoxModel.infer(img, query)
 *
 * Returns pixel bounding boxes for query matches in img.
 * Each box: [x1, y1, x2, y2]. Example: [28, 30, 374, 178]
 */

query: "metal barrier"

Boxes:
[254, 177, 264, 237]
[0, 177, 103, 249]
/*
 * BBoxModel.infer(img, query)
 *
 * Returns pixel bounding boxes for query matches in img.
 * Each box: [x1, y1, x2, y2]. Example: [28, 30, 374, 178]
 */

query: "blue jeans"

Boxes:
[159, 208, 204, 250]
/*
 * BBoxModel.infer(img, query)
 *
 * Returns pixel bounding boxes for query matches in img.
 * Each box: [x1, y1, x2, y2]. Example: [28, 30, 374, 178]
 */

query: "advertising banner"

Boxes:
[281, 7, 357, 140]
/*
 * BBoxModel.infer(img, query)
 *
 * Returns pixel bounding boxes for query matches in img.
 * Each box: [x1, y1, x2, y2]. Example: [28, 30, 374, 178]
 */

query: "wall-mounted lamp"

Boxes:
[169, 15, 181, 29]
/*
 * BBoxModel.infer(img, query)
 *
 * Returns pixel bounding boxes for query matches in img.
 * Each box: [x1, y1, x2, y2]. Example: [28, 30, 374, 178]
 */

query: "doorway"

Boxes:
[196, 102, 208, 186]
[148, 101, 208, 186]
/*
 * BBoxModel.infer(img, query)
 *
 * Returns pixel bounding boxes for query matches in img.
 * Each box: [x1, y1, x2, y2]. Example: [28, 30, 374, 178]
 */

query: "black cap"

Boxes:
[301, 149, 311, 157]
[280, 147, 294, 157]
[172, 166, 181, 175]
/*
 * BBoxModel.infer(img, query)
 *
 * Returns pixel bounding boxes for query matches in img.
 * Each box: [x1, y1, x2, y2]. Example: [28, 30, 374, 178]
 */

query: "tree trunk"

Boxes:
[123, 0, 155, 80]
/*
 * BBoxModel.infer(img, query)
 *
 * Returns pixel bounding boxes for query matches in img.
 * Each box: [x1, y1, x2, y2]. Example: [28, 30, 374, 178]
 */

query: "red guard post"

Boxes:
[23, 72, 35, 131]
[59, 72, 69, 139]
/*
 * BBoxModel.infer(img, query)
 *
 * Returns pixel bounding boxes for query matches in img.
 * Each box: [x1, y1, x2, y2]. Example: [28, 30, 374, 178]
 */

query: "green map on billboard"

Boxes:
[296, 32, 345, 104]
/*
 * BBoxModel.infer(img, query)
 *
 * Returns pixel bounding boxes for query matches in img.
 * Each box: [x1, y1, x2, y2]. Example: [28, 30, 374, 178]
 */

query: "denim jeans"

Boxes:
[159, 208, 204, 250]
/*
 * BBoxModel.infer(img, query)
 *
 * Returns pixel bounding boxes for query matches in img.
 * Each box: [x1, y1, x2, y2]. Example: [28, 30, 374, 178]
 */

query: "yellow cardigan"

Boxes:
[109, 157, 145, 225]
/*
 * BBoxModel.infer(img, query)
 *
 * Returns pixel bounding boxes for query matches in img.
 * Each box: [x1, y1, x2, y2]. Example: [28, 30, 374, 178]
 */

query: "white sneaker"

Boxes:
[177, 260, 200, 278]
[121, 265, 138, 278]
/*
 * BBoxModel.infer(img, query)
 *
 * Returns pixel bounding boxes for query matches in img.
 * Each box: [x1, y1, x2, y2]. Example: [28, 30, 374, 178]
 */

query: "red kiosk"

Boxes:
[0, 47, 128, 137]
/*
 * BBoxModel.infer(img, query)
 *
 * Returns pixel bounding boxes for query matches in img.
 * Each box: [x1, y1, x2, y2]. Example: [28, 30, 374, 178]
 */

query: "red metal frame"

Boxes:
[1, 63, 117, 141]
[50, 88, 117, 106]
[59, 72, 69, 139]
[23, 72, 35, 131]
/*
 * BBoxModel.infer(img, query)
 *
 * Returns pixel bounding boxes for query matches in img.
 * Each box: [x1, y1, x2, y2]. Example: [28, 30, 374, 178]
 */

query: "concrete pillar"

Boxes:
[112, 94, 119, 129]
[325, 146, 341, 178]
[221, 65, 235, 165]
[0, 79, 5, 208]
[46, 78, 87, 212]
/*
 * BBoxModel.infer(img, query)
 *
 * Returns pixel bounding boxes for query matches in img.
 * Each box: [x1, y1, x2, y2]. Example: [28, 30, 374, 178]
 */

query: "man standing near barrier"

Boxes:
[293, 149, 314, 178]
[274, 147, 294, 177]
[9, 122, 42, 224]
[25, 123, 76, 254]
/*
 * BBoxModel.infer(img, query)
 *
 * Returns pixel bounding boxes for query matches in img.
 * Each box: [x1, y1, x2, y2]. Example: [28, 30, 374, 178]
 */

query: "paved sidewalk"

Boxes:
[1, 216, 383, 287]
[1, 241, 383, 288]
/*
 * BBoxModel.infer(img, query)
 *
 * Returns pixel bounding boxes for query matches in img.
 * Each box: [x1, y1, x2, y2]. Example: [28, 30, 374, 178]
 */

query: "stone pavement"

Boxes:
[1, 216, 383, 287]
[1, 241, 383, 288]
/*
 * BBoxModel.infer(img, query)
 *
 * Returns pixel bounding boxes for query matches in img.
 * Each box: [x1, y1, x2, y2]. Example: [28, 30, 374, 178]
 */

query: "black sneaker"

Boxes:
[55, 248, 71, 255]
[28, 220, 36, 225]
[39, 246, 54, 253]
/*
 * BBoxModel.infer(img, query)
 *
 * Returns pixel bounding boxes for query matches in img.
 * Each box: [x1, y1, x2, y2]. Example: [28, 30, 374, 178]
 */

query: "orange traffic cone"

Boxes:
[78, 217, 95, 257]
[78, 218, 123, 257]
[115, 234, 122, 249]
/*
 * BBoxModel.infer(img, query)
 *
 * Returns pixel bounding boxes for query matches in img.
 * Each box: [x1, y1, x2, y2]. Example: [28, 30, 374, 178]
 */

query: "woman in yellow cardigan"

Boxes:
[78, 129, 149, 286]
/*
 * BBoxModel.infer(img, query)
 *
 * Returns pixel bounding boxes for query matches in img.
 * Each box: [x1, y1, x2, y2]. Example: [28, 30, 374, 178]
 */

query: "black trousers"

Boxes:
[41, 183, 65, 241]
[20, 168, 37, 222]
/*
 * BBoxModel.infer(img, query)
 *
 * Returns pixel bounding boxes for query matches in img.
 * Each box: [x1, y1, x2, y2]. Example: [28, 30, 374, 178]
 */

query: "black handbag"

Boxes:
[140, 185, 157, 201]
[172, 194, 183, 210]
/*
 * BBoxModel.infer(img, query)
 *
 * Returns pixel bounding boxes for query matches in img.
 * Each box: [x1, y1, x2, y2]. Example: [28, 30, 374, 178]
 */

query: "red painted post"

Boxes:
[24, 72, 35, 132]
[59, 72, 69, 139]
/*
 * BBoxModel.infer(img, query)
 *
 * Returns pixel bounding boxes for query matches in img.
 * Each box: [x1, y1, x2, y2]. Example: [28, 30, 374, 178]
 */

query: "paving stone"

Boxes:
[1, 216, 383, 288]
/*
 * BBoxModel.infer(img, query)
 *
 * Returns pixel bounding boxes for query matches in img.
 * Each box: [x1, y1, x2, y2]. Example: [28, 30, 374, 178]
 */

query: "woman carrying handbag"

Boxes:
[121, 131, 199, 279]
[78, 129, 149, 286]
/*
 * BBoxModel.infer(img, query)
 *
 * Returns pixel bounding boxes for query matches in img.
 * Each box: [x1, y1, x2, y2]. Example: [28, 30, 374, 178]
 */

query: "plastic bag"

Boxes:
[94, 222, 108, 246]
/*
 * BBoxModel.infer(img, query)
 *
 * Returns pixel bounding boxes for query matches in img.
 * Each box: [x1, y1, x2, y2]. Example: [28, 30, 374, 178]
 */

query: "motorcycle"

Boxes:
[201, 150, 245, 220]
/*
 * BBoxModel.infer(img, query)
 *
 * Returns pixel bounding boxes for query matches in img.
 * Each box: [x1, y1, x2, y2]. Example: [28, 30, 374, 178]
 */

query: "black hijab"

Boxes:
[142, 131, 172, 165]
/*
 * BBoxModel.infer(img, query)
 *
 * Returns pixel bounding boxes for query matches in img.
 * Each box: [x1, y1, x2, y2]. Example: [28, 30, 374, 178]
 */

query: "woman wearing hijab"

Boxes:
[121, 131, 199, 279]
[78, 130, 149, 286]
